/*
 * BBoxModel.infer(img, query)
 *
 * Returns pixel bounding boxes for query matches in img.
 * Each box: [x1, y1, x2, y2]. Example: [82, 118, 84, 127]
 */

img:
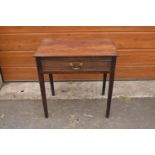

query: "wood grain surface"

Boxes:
[0, 26, 155, 81]
[1, 26, 155, 33]
[35, 39, 117, 57]
[2, 66, 155, 81]
[1, 32, 155, 50]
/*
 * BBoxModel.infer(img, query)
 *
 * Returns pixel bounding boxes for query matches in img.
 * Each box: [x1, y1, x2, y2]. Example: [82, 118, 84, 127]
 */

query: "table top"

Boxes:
[35, 39, 117, 57]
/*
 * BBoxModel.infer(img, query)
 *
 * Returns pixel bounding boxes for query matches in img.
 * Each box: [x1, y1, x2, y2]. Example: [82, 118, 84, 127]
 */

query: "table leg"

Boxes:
[102, 73, 107, 95]
[36, 58, 48, 118]
[105, 57, 116, 118]
[49, 73, 55, 96]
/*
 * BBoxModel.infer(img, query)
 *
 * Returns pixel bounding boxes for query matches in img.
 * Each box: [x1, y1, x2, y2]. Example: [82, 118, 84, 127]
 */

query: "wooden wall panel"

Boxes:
[0, 51, 35, 67]
[1, 49, 155, 67]
[117, 49, 155, 66]
[0, 26, 155, 81]
[1, 26, 155, 33]
[1, 66, 155, 81]
[1, 32, 155, 50]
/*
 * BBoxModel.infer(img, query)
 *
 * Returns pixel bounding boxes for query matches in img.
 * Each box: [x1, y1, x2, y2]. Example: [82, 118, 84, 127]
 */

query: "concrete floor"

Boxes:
[0, 98, 155, 128]
[0, 81, 155, 128]
[0, 81, 155, 100]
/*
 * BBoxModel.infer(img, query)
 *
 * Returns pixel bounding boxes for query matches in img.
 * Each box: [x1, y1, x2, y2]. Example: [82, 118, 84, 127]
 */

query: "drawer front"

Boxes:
[41, 57, 112, 73]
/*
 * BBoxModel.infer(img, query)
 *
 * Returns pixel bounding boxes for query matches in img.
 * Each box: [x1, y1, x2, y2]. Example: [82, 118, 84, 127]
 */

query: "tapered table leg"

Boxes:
[49, 73, 55, 96]
[105, 57, 116, 118]
[102, 73, 107, 95]
[36, 58, 48, 118]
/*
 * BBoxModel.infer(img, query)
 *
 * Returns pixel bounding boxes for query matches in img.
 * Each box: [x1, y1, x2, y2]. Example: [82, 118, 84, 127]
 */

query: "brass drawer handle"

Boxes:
[69, 62, 83, 70]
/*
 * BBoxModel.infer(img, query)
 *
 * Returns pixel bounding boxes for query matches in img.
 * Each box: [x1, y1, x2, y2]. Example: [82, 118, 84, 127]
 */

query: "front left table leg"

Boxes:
[105, 57, 116, 118]
[36, 58, 48, 118]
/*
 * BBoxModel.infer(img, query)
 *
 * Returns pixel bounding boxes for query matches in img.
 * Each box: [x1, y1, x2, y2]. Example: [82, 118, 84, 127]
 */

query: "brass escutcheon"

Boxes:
[69, 62, 83, 70]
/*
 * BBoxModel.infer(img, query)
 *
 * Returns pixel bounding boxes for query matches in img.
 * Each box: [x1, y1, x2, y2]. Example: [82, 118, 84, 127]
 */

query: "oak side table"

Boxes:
[35, 39, 117, 118]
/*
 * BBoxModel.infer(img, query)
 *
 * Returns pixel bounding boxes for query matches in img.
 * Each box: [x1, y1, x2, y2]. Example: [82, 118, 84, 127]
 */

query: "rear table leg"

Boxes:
[102, 73, 107, 95]
[49, 73, 55, 96]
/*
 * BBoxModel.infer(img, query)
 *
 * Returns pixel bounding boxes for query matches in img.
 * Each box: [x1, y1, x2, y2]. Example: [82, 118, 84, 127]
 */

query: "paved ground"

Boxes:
[0, 81, 155, 128]
[0, 81, 155, 100]
[0, 98, 155, 129]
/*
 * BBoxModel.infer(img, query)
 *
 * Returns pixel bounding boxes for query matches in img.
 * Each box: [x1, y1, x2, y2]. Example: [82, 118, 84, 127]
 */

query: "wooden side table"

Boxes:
[35, 39, 117, 118]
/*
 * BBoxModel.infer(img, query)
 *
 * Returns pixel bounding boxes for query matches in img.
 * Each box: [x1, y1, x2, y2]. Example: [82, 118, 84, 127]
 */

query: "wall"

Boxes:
[0, 26, 155, 81]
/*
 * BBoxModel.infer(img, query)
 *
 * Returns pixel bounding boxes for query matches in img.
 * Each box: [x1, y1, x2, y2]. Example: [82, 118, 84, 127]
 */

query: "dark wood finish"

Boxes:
[35, 39, 117, 57]
[41, 57, 112, 73]
[36, 58, 48, 118]
[49, 73, 55, 96]
[35, 39, 117, 118]
[106, 57, 116, 118]
[102, 73, 107, 95]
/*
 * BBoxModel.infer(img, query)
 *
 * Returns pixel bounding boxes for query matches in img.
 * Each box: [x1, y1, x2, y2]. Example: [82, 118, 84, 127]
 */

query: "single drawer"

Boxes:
[41, 57, 112, 73]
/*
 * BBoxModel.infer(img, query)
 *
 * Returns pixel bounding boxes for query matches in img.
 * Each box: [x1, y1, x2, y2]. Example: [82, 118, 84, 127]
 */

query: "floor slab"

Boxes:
[0, 98, 155, 129]
[0, 81, 155, 100]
